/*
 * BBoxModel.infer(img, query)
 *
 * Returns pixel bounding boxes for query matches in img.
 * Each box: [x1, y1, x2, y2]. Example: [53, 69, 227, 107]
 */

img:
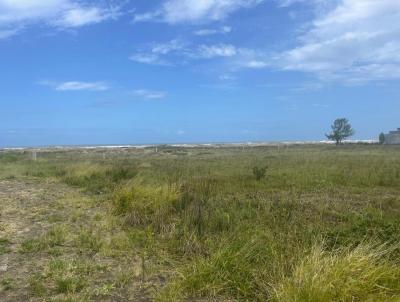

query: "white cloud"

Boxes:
[133, 11, 161, 23]
[0, 0, 120, 38]
[196, 44, 237, 58]
[39, 80, 109, 91]
[244, 60, 268, 69]
[56, 81, 109, 91]
[54, 6, 119, 28]
[133, 89, 167, 99]
[277, 0, 400, 83]
[130, 41, 241, 65]
[129, 53, 168, 65]
[194, 26, 232, 36]
[130, 40, 186, 65]
[0, 0, 69, 23]
[134, 0, 264, 24]
[151, 39, 185, 55]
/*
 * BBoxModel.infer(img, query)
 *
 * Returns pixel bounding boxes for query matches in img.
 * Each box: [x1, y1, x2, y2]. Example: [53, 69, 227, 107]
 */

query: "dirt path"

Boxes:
[0, 179, 150, 302]
[0, 180, 65, 299]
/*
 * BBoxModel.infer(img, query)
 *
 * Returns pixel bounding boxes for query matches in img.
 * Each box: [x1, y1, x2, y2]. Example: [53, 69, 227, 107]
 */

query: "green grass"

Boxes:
[75, 229, 103, 253]
[0, 238, 11, 255]
[19, 225, 68, 254]
[1, 144, 400, 301]
[1, 276, 14, 291]
[274, 243, 400, 302]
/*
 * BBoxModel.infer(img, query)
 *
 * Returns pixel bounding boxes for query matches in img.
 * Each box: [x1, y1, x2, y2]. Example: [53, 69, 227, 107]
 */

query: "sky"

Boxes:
[0, 0, 399, 147]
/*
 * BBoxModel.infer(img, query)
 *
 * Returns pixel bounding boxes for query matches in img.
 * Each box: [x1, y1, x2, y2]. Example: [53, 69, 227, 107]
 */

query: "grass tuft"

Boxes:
[273, 243, 400, 302]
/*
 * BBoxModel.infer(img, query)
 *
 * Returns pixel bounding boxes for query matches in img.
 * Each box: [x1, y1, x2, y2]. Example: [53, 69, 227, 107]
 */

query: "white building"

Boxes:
[384, 128, 400, 144]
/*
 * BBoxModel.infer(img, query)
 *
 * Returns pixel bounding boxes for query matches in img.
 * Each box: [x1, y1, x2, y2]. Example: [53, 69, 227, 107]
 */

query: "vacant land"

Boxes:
[0, 144, 400, 301]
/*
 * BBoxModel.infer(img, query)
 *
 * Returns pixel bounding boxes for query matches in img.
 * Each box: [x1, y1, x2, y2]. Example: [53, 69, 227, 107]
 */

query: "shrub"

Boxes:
[379, 132, 386, 144]
[253, 166, 267, 181]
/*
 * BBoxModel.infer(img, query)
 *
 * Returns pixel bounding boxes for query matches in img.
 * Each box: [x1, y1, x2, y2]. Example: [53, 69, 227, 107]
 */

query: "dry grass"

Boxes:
[0, 144, 400, 301]
[273, 243, 400, 302]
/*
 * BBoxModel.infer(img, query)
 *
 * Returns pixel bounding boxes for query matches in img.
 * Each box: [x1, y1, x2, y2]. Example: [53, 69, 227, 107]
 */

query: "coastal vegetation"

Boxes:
[1, 144, 400, 301]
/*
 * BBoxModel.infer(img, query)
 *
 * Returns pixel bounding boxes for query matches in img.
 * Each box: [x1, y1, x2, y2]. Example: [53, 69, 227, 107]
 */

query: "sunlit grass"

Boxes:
[1, 144, 400, 300]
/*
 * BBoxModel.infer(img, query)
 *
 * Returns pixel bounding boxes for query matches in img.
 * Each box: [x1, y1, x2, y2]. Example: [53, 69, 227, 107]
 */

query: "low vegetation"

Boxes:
[0, 144, 400, 301]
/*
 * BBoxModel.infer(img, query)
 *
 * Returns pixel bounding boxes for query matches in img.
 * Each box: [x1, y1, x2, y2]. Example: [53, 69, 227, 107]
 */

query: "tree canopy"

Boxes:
[326, 118, 355, 145]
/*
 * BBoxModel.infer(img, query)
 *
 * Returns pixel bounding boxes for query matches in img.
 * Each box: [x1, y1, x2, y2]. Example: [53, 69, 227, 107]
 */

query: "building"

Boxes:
[384, 128, 400, 144]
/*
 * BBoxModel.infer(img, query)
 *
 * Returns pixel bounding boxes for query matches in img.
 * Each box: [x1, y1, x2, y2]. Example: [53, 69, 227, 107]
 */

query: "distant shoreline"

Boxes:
[0, 140, 379, 151]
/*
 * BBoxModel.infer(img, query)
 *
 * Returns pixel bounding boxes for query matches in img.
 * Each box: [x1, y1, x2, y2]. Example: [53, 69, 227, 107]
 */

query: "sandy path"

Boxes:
[0, 180, 75, 301]
[0, 179, 153, 302]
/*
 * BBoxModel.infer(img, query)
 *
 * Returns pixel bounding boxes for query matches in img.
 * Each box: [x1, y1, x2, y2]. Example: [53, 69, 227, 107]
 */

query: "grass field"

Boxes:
[1, 144, 400, 301]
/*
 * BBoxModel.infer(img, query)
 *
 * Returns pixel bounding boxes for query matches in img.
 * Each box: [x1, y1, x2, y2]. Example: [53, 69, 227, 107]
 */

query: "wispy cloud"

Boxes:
[0, 28, 20, 39]
[39, 80, 110, 91]
[133, 89, 167, 99]
[151, 39, 186, 55]
[194, 26, 232, 36]
[276, 0, 400, 83]
[133, 11, 162, 23]
[130, 39, 186, 66]
[0, 0, 121, 38]
[129, 53, 170, 65]
[196, 44, 237, 58]
[54, 6, 120, 28]
[56, 81, 109, 91]
[243, 60, 268, 69]
[134, 0, 265, 24]
[130, 40, 242, 65]
[130, 0, 400, 85]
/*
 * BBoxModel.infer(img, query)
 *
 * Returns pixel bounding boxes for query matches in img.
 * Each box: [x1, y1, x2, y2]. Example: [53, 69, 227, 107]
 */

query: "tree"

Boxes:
[326, 118, 355, 145]
[379, 132, 385, 144]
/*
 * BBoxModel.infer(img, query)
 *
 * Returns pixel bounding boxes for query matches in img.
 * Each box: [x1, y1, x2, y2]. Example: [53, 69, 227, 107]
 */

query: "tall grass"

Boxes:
[2, 145, 400, 300]
[274, 243, 400, 302]
[113, 183, 180, 231]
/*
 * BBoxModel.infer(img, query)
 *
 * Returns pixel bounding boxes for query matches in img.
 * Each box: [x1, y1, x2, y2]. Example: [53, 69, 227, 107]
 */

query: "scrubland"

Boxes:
[0, 144, 400, 301]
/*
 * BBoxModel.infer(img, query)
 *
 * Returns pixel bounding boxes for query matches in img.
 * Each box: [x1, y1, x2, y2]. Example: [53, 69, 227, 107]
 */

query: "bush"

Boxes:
[379, 132, 386, 144]
[253, 166, 267, 181]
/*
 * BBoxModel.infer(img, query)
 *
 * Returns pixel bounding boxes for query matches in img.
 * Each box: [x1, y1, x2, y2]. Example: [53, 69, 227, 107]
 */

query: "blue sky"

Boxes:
[0, 0, 399, 147]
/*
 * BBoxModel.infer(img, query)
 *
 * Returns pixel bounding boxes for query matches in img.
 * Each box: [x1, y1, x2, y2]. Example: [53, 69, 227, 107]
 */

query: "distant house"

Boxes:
[384, 128, 400, 144]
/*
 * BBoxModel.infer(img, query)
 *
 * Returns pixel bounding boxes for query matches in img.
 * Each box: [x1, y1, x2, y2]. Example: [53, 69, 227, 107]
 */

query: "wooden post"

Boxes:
[32, 151, 37, 161]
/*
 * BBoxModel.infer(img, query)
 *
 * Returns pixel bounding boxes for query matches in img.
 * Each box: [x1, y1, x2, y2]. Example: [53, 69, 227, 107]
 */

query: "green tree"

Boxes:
[379, 132, 385, 144]
[326, 118, 355, 145]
